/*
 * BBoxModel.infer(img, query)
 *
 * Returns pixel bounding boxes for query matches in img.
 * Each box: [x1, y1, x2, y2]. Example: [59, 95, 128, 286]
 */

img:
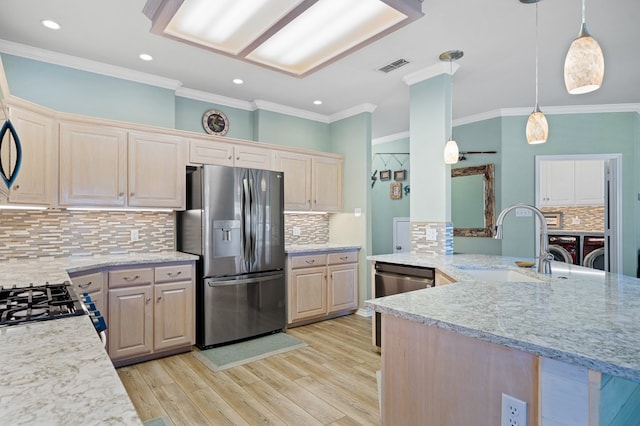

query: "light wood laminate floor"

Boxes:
[117, 314, 381, 425]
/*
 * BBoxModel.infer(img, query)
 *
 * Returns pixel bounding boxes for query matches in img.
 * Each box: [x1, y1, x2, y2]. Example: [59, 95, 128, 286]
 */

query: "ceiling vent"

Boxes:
[378, 58, 410, 73]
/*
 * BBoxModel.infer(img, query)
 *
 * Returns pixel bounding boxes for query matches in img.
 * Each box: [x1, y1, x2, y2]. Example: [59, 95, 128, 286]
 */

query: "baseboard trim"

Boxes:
[356, 308, 372, 317]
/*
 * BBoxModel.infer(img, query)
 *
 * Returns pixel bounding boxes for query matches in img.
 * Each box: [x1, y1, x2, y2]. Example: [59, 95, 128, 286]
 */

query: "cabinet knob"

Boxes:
[396, 245, 402, 250]
[119, 192, 124, 197]
[78, 281, 92, 289]
[236, 156, 240, 160]
[130, 192, 135, 197]
[146, 297, 151, 304]
[228, 156, 232, 160]
[157, 296, 162, 302]
[14, 185, 19, 190]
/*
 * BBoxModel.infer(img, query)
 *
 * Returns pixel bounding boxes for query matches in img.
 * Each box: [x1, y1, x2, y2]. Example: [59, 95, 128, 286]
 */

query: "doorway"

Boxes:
[534, 154, 622, 273]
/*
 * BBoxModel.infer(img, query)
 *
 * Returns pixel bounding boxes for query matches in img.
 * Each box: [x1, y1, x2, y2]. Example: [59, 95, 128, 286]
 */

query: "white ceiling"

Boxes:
[0, 0, 637, 139]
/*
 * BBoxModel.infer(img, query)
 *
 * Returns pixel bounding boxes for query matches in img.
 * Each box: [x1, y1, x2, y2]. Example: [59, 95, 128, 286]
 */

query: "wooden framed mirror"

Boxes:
[451, 164, 495, 237]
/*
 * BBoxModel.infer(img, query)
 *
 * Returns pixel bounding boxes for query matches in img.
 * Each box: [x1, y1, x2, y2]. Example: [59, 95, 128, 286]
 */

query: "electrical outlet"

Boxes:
[501, 393, 527, 426]
[292, 226, 301, 236]
[130, 229, 139, 242]
[425, 228, 437, 241]
[515, 208, 532, 217]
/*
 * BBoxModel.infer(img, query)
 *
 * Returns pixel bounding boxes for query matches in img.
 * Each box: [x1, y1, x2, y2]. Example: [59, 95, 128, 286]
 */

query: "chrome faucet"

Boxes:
[494, 204, 553, 274]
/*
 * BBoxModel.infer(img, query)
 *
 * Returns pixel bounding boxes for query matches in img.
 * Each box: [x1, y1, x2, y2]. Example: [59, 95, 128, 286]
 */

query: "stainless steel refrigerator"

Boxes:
[176, 164, 285, 348]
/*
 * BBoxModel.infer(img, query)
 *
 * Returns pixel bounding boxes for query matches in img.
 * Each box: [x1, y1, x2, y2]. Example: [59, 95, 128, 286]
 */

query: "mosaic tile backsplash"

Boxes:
[284, 213, 330, 245]
[0, 210, 331, 260]
[0, 209, 174, 260]
[541, 205, 604, 232]
[411, 221, 453, 255]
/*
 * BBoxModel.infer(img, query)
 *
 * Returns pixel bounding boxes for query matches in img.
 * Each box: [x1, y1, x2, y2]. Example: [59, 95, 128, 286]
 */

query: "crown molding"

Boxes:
[251, 100, 330, 123]
[402, 62, 460, 86]
[175, 87, 254, 111]
[372, 131, 410, 145]
[0, 39, 182, 90]
[329, 103, 377, 123]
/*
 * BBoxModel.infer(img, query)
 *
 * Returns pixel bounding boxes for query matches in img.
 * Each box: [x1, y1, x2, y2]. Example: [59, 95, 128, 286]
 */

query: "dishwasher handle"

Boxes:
[375, 271, 434, 287]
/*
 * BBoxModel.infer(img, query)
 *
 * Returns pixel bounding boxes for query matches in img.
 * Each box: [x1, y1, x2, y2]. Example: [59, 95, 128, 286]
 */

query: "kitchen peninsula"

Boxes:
[0, 251, 196, 425]
[367, 253, 640, 425]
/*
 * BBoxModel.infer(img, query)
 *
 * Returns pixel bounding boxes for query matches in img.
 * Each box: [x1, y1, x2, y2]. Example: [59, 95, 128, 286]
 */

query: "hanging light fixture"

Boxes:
[563, 0, 604, 94]
[522, 0, 548, 144]
[439, 50, 463, 164]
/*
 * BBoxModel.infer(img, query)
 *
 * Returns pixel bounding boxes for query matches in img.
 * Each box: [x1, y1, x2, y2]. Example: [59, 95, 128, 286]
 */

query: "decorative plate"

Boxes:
[202, 109, 229, 136]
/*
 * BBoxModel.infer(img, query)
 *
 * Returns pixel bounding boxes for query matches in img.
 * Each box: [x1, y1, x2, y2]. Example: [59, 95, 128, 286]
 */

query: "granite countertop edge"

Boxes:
[285, 243, 361, 254]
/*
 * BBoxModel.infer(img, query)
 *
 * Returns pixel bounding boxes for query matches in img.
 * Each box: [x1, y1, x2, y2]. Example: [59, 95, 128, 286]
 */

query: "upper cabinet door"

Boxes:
[59, 122, 127, 206]
[274, 151, 312, 211]
[574, 160, 605, 205]
[540, 160, 574, 206]
[189, 138, 234, 166]
[234, 145, 273, 170]
[5, 106, 56, 205]
[128, 131, 185, 209]
[312, 156, 343, 212]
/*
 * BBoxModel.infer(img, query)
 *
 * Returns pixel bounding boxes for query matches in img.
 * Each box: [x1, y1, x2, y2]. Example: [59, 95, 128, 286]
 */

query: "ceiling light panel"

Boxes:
[144, 0, 424, 77]
[164, 0, 303, 55]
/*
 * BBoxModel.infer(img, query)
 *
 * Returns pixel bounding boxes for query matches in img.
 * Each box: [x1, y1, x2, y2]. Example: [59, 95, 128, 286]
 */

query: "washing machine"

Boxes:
[583, 236, 605, 270]
[548, 235, 579, 264]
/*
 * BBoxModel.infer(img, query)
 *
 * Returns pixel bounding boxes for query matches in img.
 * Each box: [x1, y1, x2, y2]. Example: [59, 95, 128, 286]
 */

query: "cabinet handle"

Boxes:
[130, 192, 135, 197]
[305, 259, 315, 264]
[228, 156, 232, 160]
[167, 271, 182, 277]
[340, 256, 349, 260]
[146, 297, 151, 304]
[236, 156, 240, 160]
[14, 185, 19, 190]
[123, 275, 140, 281]
[78, 281, 92, 289]
[157, 296, 162, 302]
[118, 192, 124, 197]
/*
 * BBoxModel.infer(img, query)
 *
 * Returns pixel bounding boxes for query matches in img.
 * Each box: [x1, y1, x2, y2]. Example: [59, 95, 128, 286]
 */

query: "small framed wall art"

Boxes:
[543, 212, 563, 230]
[379, 170, 391, 181]
[390, 182, 402, 200]
[394, 169, 406, 181]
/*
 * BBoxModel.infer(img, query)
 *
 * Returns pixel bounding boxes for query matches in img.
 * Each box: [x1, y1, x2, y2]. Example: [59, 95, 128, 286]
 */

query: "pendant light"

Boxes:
[440, 50, 463, 164]
[522, 0, 548, 144]
[563, 0, 604, 94]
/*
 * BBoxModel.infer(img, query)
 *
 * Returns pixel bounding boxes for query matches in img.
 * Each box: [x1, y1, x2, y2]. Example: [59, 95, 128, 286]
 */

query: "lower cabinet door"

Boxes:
[154, 281, 194, 351]
[327, 264, 358, 313]
[290, 266, 327, 322]
[108, 285, 153, 360]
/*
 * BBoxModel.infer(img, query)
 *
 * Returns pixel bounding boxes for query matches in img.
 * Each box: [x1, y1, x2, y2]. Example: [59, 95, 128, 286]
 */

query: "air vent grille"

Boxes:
[378, 58, 410, 73]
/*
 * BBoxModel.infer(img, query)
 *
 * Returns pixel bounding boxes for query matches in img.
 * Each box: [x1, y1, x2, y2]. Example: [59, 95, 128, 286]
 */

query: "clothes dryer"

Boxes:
[583, 236, 605, 270]
[548, 235, 579, 264]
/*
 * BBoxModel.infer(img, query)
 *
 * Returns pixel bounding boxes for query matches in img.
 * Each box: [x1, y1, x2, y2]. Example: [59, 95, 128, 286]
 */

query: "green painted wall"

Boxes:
[452, 117, 502, 255]
[328, 113, 372, 303]
[500, 112, 638, 276]
[1, 54, 176, 128]
[255, 109, 330, 151]
[371, 138, 410, 254]
[175, 96, 254, 141]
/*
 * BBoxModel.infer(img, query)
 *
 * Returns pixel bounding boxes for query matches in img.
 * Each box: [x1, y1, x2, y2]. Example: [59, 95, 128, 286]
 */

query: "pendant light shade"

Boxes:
[443, 138, 459, 164]
[439, 50, 463, 165]
[526, 107, 549, 144]
[521, 0, 548, 144]
[564, 0, 604, 94]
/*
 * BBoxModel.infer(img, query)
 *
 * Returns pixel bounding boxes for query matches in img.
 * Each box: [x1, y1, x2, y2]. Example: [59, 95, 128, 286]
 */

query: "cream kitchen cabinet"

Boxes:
[274, 151, 343, 212]
[107, 262, 194, 366]
[69, 270, 107, 319]
[287, 249, 358, 326]
[0, 105, 56, 206]
[540, 159, 604, 206]
[189, 138, 273, 170]
[59, 122, 185, 208]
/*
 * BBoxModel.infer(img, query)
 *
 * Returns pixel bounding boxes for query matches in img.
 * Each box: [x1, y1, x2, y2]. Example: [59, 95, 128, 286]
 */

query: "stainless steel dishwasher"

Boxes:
[374, 262, 435, 347]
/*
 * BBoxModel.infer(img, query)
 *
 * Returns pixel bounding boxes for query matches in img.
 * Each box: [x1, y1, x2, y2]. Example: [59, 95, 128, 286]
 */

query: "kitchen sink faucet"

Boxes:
[494, 204, 553, 274]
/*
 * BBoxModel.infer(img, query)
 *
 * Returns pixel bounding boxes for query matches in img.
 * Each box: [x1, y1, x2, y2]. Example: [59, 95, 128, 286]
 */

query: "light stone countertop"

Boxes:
[0, 251, 198, 425]
[285, 243, 361, 254]
[366, 253, 640, 382]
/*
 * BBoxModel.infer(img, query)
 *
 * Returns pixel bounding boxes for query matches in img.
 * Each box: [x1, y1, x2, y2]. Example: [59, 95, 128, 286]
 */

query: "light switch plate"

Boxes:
[292, 226, 301, 236]
[515, 208, 533, 217]
[426, 228, 437, 241]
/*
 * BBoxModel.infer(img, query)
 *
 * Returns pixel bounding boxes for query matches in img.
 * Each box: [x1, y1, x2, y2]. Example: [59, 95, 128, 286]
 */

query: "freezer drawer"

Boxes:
[198, 271, 286, 348]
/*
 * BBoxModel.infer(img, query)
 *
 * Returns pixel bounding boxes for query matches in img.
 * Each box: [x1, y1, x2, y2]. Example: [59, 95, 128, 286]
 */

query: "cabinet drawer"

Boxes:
[109, 268, 153, 288]
[290, 254, 327, 269]
[70, 271, 105, 293]
[327, 251, 358, 265]
[155, 263, 193, 283]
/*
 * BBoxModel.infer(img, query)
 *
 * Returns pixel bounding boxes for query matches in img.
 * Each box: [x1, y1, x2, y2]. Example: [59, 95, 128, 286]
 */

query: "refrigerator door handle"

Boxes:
[242, 176, 252, 264]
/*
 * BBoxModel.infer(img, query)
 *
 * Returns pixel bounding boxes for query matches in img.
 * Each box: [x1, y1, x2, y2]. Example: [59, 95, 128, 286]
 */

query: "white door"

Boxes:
[393, 217, 410, 253]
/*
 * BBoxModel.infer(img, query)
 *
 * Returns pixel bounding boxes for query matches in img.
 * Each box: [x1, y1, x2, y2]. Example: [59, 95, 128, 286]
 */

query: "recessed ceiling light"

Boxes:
[139, 53, 154, 61]
[41, 19, 61, 30]
[313, 100, 322, 105]
[233, 78, 244, 85]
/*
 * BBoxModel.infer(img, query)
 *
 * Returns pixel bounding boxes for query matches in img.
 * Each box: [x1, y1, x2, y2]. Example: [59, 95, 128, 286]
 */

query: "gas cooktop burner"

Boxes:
[0, 282, 86, 327]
